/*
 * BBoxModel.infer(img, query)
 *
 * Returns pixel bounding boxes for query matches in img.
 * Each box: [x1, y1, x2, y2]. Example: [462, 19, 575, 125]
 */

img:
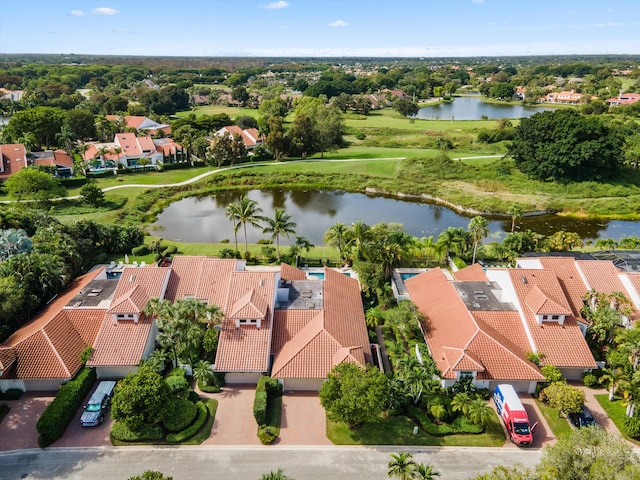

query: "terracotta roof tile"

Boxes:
[453, 264, 489, 282]
[108, 284, 149, 314]
[0, 347, 17, 373]
[88, 313, 153, 367]
[280, 263, 307, 281]
[229, 289, 269, 319]
[537, 257, 590, 318]
[0, 143, 28, 180]
[576, 260, 627, 295]
[507, 269, 596, 369]
[524, 285, 572, 315]
[112, 266, 170, 303]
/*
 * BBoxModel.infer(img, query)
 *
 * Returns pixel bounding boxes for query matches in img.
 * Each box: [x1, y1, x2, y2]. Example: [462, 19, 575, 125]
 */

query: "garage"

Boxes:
[280, 377, 324, 391]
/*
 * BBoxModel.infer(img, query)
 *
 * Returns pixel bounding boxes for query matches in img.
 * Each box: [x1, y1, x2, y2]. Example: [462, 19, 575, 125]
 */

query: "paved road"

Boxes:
[0, 446, 542, 480]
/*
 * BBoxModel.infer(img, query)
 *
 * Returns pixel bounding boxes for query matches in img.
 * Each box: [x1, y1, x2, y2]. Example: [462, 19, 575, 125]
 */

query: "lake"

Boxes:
[415, 96, 556, 120]
[151, 189, 640, 245]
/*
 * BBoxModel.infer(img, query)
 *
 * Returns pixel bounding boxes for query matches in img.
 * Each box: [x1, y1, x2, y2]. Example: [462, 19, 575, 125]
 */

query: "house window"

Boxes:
[459, 371, 473, 379]
[116, 314, 135, 320]
[551, 315, 560, 320]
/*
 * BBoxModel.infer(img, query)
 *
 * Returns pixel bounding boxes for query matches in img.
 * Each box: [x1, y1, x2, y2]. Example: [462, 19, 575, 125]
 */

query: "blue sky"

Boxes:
[1, 0, 639, 57]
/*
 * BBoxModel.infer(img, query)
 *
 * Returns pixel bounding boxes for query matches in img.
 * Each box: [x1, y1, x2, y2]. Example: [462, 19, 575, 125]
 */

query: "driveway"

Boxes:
[278, 390, 331, 445]
[571, 383, 624, 437]
[0, 392, 54, 451]
[490, 393, 555, 449]
[201, 385, 262, 445]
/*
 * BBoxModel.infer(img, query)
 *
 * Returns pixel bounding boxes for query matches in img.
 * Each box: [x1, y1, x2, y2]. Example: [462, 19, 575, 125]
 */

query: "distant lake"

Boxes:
[151, 189, 640, 245]
[415, 96, 556, 120]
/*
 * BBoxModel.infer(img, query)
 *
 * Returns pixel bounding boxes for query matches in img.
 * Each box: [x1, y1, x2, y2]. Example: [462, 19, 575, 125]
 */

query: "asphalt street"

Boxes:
[0, 446, 543, 480]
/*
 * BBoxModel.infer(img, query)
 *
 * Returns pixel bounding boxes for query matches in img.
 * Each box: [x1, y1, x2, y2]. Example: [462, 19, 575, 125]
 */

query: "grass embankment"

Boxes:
[327, 412, 505, 447]
[594, 394, 640, 446]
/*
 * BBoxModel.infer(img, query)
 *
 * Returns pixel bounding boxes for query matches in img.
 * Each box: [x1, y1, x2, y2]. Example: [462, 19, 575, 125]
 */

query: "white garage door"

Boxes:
[281, 378, 324, 391]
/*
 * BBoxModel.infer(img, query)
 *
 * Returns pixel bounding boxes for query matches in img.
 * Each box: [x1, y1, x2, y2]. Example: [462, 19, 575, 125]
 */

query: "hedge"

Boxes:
[407, 405, 483, 436]
[60, 177, 88, 188]
[162, 398, 197, 432]
[623, 416, 640, 438]
[131, 245, 150, 256]
[257, 425, 278, 444]
[197, 379, 221, 393]
[162, 245, 178, 256]
[253, 376, 279, 425]
[111, 421, 165, 442]
[36, 367, 97, 447]
[0, 388, 24, 400]
[165, 376, 190, 398]
[166, 401, 208, 443]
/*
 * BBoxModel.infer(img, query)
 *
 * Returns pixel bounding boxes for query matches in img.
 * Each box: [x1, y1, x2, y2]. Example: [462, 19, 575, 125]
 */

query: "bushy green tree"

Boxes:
[79, 182, 105, 207]
[542, 382, 585, 415]
[508, 109, 624, 182]
[319, 362, 389, 429]
[128, 471, 173, 480]
[4, 168, 66, 202]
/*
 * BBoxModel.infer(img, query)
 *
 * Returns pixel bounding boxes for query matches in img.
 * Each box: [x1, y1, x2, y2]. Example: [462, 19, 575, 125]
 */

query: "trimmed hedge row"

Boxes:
[60, 177, 88, 188]
[253, 376, 279, 425]
[131, 245, 150, 256]
[197, 378, 221, 393]
[36, 367, 97, 447]
[111, 421, 165, 442]
[0, 388, 24, 400]
[166, 401, 207, 443]
[162, 397, 197, 432]
[407, 405, 484, 436]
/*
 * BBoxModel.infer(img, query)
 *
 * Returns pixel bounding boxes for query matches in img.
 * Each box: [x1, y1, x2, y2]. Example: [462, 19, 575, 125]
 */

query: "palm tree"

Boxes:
[387, 452, 416, 480]
[18, 132, 38, 152]
[616, 326, 640, 369]
[349, 220, 371, 261]
[468, 216, 489, 264]
[467, 398, 493, 426]
[263, 208, 297, 262]
[506, 204, 523, 233]
[599, 366, 626, 401]
[55, 125, 75, 156]
[413, 463, 440, 480]
[224, 196, 264, 257]
[450, 392, 472, 417]
[405, 365, 432, 405]
[365, 306, 386, 328]
[225, 203, 242, 252]
[324, 222, 350, 263]
[193, 359, 214, 387]
[293, 236, 314, 256]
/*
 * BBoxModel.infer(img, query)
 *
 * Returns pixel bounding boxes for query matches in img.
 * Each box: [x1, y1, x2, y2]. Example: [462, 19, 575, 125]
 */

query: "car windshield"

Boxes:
[85, 404, 102, 412]
[514, 422, 530, 435]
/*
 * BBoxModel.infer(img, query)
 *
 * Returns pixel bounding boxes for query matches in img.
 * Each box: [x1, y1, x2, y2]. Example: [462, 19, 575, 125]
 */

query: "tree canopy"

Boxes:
[508, 109, 624, 182]
[319, 362, 389, 429]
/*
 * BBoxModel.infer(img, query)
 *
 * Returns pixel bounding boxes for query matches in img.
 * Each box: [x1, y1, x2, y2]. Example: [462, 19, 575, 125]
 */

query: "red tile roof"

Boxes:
[107, 284, 150, 314]
[0, 143, 28, 180]
[537, 257, 589, 319]
[116, 133, 143, 157]
[453, 263, 489, 282]
[576, 260, 627, 296]
[165, 256, 238, 306]
[524, 285, 572, 315]
[88, 313, 153, 367]
[507, 269, 596, 369]
[280, 263, 307, 281]
[406, 269, 544, 381]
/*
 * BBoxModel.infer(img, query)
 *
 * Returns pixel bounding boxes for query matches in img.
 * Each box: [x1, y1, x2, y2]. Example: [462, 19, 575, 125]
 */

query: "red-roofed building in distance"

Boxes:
[0, 143, 28, 181]
[105, 115, 171, 136]
[606, 93, 640, 106]
[1, 258, 371, 393]
[214, 125, 264, 151]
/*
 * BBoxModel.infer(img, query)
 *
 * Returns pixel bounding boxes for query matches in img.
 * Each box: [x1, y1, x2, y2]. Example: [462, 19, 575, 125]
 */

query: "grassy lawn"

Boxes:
[174, 106, 261, 119]
[594, 394, 640, 446]
[535, 399, 572, 439]
[327, 411, 505, 447]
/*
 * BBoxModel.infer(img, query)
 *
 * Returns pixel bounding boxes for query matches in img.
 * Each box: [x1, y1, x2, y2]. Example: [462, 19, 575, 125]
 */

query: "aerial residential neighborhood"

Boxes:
[2, 1, 640, 479]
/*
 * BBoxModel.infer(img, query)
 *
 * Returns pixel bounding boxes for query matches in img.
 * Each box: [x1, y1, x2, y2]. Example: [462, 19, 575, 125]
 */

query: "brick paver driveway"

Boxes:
[278, 390, 331, 445]
[202, 385, 262, 445]
[0, 392, 54, 451]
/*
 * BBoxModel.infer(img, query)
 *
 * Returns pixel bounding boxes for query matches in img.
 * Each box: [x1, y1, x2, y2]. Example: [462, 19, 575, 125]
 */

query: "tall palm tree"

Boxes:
[451, 392, 472, 417]
[18, 132, 38, 152]
[413, 463, 440, 480]
[55, 125, 75, 156]
[263, 208, 297, 262]
[599, 366, 626, 401]
[506, 204, 523, 233]
[467, 398, 493, 426]
[324, 222, 350, 263]
[468, 216, 489, 265]
[225, 196, 264, 256]
[387, 452, 416, 480]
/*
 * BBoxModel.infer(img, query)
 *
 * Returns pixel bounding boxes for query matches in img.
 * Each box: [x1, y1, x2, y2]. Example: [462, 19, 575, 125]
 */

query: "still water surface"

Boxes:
[415, 96, 555, 120]
[151, 190, 640, 245]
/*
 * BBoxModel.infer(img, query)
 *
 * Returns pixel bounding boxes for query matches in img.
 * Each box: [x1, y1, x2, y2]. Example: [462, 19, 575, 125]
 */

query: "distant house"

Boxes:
[607, 93, 640, 106]
[1, 258, 371, 392]
[382, 88, 408, 99]
[31, 149, 74, 177]
[105, 115, 171, 136]
[214, 125, 263, 150]
[0, 143, 28, 181]
[543, 90, 586, 105]
[515, 86, 526, 101]
[83, 133, 184, 171]
[190, 94, 210, 106]
[0, 89, 24, 102]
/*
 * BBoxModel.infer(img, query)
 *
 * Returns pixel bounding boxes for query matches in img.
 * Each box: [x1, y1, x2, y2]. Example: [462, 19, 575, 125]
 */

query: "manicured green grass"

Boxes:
[344, 109, 497, 132]
[535, 399, 572, 439]
[181, 398, 218, 445]
[174, 106, 261, 119]
[327, 412, 505, 447]
[594, 394, 640, 446]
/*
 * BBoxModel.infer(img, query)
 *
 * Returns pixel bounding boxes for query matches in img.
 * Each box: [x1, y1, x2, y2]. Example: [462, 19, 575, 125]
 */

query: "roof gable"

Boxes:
[525, 285, 571, 315]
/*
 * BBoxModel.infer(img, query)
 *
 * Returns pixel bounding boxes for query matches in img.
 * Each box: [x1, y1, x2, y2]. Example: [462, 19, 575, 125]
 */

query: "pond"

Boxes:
[415, 96, 556, 120]
[151, 189, 640, 245]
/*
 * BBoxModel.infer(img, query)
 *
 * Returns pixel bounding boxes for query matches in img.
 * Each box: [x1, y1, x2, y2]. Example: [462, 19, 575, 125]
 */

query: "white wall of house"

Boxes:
[559, 367, 586, 381]
[280, 378, 324, 391]
[488, 380, 537, 394]
[224, 372, 263, 385]
[96, 366, 138, 379]
[0, 379, 26, 393]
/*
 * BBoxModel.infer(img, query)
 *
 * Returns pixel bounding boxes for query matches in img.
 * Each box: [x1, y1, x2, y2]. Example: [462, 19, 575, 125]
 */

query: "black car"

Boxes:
[568, 406, 597, 428]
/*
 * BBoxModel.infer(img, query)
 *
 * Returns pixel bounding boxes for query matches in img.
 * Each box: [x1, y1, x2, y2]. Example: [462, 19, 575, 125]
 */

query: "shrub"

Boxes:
[161, 245, 178, 256]
[36, 367, 97, 447]
[111, 421, 165, 442]
[257, 425, 278, 444]
[165, 375, 190, 399]
[166, 401, 208, 443]
[93, 252, 108, 264]
[355, 132, 366, 140]
[582, 373, 598, 388]
[0, 388, 24, 400]
[162, 398, 197, 432]
[131, 245, 150, 256]
[623, 416, 640, 438]
[407, 405, 483, 436]
[166, 367, 186, 378]
[541, 365, 564, 383]
[197, 379, 221, 393]
[253, 376, 280, 426]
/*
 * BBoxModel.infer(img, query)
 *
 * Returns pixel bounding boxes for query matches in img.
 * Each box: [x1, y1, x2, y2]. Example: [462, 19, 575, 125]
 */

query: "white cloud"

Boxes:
[70, 10, 84, 16]
[329, 19, 348, 28]
[264, 1, 289, 9]
[92, 7, 119, 16]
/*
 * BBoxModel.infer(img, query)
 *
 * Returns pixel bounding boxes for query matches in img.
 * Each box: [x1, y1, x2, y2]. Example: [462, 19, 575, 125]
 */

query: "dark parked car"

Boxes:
[568, 406, 596, 428]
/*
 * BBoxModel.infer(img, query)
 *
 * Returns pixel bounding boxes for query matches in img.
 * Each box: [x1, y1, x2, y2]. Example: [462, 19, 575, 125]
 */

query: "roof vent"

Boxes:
[521, 276, 528, 284]
[259, 279, 265, 286]
[129, 275, 136, 282]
